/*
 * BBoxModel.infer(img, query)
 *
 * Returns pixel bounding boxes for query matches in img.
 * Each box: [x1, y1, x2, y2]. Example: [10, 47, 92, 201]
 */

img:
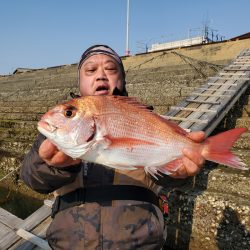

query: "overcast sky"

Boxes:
[0, 0, 249, 75]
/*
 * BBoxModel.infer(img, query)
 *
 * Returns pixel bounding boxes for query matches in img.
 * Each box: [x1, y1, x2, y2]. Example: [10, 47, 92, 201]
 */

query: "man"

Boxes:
[21, 45, 205, 249]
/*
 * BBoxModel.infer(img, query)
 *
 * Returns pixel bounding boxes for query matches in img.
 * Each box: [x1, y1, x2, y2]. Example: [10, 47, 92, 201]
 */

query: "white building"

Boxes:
[148, 36, 207, 52]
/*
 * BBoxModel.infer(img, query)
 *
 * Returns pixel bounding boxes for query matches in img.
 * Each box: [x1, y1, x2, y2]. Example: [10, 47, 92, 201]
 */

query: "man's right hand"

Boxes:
[39, 139, 81, 167]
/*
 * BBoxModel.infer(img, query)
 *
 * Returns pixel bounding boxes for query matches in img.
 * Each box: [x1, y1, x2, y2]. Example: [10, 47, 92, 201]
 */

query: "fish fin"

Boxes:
[104, 162, 137, 170]
[203, 127, 248, 169]
[145, 166, 161, 180]
[146, 162, 180, 179]
[145, 158, 184, 179]
[103, 135, 156, 149]
[70, 92, 81, 99]
[108, 96, 189, 136]
[95, 137, 112, 150]
[157, 158, 183, 175]
[112, 87, 123, 96]
[160, 116, 188, 136]
[108, 96, 153, 112]
[111, 95, 187, 136]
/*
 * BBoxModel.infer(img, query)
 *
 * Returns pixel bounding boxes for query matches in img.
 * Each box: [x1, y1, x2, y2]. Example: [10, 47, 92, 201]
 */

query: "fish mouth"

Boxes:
[95, 84, 110, 95]
[38, 120, 57, 133]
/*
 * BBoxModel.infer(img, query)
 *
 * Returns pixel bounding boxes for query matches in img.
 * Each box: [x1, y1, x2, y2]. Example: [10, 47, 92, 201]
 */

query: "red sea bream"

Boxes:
[38, 95, 248, 178]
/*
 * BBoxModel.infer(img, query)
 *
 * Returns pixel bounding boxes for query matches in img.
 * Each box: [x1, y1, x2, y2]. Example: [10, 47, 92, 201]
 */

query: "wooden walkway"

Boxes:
[164, 48, 250, 136]
[0, 49, 249, 249]
[0, 200, 52, 249]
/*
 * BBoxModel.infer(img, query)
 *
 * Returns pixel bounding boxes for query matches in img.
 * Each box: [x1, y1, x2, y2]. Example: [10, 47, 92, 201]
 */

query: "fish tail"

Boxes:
[202, 127, 248, 169]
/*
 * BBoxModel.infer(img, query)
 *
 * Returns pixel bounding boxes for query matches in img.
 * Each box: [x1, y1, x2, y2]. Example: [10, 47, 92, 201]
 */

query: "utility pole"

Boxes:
[125, 0, 130, 56]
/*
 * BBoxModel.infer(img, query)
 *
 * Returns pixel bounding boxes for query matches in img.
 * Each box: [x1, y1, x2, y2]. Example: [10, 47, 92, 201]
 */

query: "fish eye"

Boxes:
[64, 109, 73, 118]
[63, 105, 77, 118]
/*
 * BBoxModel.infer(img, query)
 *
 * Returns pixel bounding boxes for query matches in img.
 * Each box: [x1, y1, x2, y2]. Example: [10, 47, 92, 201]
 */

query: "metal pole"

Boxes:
[125, 0, 130, 55]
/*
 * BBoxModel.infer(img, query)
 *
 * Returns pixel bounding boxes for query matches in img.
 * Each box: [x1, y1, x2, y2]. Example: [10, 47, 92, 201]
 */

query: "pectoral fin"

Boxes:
[146, 158, 183, 179]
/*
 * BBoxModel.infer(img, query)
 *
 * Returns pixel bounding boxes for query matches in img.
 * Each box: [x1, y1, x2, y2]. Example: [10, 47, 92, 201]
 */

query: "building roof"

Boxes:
[229, 32, 250, 41]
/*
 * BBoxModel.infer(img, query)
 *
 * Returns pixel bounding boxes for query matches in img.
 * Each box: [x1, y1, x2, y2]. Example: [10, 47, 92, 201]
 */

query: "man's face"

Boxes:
[79, 54, 124, 96]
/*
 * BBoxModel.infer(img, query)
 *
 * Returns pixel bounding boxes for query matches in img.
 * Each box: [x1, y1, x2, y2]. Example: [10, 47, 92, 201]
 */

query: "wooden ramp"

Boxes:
[0, 49, 249, 249]
[0, 200, 53, 249]
[164, 48, 250, 135]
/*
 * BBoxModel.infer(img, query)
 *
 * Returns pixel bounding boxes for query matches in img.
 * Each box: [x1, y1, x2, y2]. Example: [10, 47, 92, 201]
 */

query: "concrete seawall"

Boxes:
[0, 39, 249, 249]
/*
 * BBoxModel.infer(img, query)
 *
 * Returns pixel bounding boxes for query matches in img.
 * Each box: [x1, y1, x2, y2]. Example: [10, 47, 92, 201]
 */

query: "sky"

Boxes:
[0, 0, 249, 75]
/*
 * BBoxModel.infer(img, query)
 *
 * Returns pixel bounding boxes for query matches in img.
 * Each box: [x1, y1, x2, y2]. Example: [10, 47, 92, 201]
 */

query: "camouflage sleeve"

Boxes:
[20, 133, 81, 194]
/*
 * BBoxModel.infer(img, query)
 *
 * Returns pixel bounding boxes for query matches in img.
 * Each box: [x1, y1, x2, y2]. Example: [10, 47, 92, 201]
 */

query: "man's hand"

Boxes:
[170, 131, 206, 178]
[39, 139, 81, 167]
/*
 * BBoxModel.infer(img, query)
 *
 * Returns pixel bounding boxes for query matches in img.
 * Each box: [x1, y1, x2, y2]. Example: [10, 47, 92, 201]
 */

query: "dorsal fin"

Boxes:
[112, 87, 123, 96]
[108, 95, 187, 136]
[108, 95, 153, 112]
[70, 92, 81, 99]
[160, 118, 188, 136]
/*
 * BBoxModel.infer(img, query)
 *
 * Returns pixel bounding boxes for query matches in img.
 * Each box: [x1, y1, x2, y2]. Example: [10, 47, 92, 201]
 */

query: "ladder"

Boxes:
[163, 49, 250, 136]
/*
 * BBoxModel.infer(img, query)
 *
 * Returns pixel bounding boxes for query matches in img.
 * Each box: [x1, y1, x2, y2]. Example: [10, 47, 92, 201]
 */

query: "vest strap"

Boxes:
[51, 185, 159, 218]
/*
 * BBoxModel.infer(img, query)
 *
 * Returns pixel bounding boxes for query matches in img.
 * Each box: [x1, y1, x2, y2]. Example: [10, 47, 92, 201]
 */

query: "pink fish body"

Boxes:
[38, 95, 248, 178]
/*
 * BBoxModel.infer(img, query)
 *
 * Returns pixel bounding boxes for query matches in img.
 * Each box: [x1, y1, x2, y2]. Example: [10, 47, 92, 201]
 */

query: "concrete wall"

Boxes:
[122, 38, 250, 70]
[0, 38, 249, 249]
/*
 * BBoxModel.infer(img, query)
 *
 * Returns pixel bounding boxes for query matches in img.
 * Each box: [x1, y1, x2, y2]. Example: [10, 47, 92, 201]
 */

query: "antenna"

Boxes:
[125, 0, 130, 55]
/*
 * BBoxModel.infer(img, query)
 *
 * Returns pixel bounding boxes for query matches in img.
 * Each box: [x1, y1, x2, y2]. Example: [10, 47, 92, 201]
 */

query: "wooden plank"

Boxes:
[225, 65, 250, 68]
[219, 72, 246, 76]
[4, 202, 53, 249]
[208, 83, 238, 86]
[0, 207, 23, 229]
[226, 67, 250, 69]
[9, 217, 52, 250]
[232, 60, 250, 65]
[234, 59, 250, 61]
[192, 93, 231, 98]
[229, 63, 250, 67]
[162, 115, 208, 124]
[235, 59, 250, 61]
[227, 65, 250, 68]
[186, 99, 221, 105]
[0, 222, 14, 239]
[230, 62, 250, 65]
[224, 68, 250, 71]
[44, 199, 54, 209]
[208, 76, 250, 80]
[170, 106, 217, 113]
[233, 63, 250, 66]
[199, 88, 236, 93]
[237, 55, 250, 58]
[0, 205, 51, 249]
[224, 64, 250, 68]
[16, 228, 51, 250]
[228, 65, 250, 67]
[21, 204, 51, 230]
[234, 61, 250, 63]
[0, 208, 24, 247]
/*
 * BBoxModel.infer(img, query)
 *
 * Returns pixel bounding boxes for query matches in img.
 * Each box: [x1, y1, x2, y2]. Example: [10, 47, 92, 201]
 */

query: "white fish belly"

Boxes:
[83, 142, 184, 170]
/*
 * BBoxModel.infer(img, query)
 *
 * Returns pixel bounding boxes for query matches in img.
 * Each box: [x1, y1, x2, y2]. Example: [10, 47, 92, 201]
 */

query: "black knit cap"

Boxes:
[78, 44, 127, 96]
